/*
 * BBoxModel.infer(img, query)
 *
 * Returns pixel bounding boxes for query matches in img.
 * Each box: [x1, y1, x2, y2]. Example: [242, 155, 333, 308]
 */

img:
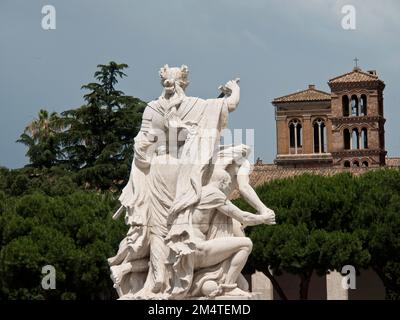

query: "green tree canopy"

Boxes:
[238, 173, 370, 299]
[0, 190, 125, 300]
[17, 61, 146, 191]
[61, 61, 146, 190]
[352, 169, 400, 299]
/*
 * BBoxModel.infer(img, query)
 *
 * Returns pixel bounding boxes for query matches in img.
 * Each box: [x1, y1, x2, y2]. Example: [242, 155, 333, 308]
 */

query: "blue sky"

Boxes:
[1, 0, 399, 168]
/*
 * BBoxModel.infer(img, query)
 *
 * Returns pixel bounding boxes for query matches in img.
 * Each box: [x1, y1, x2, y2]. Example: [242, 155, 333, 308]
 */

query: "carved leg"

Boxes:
[225, 241, 252, 284]
[194, 236, 252, 291]
[148, 234, 169, 293]
[108, 237, 129, 266]
[237, 273, 249, 291]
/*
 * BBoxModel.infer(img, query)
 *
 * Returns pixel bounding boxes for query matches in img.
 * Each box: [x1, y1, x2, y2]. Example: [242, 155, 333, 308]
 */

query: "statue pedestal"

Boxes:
[188, 293, 263, 300]
[118, 292, 263, 300]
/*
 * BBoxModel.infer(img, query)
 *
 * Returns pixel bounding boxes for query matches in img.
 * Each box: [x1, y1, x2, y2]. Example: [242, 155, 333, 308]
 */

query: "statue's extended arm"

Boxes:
[237, 160, 270, 211]
[236, 159, 276, 224]
[217, 200, 271, 227]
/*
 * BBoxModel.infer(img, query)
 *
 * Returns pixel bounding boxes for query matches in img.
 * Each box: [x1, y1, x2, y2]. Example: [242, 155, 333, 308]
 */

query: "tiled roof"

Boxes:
[230, 161, 400, 199]
[328, 68, 382, 85]
[272, 86, 331, 104]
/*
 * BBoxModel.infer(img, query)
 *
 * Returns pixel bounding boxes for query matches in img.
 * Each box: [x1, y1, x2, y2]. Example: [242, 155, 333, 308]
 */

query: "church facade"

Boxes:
[272, 66, 386, 168]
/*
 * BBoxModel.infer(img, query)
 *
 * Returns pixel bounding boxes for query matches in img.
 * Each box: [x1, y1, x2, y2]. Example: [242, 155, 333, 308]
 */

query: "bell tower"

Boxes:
[328, 62, 386, 167]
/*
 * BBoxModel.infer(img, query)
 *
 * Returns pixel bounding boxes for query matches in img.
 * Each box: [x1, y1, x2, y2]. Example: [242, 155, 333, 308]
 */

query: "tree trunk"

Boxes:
[299, 272, 312, 300]
[261, 267, 288, 300]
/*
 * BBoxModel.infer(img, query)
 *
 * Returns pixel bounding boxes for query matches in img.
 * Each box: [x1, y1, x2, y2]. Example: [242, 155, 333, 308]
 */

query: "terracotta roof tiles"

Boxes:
[328, 68, 382, 85]
[272, 85, 331, 104]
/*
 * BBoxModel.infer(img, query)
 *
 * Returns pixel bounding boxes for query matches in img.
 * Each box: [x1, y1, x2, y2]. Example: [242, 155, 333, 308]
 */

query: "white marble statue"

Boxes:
[108, 65, 275, 300]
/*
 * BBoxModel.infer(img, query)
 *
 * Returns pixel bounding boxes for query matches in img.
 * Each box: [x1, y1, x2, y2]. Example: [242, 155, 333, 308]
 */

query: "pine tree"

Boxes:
[60, 61, 145, 190]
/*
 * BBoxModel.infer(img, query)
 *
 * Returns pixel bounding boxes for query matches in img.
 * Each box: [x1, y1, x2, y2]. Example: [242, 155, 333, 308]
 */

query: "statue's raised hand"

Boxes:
[219, 78, 240, 97]
[225, 78, 240, 91]
[219, 78, 240, 112]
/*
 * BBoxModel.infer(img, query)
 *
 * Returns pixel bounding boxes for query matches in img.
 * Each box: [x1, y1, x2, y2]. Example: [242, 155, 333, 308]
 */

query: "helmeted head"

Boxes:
[159, 64, 189, 95]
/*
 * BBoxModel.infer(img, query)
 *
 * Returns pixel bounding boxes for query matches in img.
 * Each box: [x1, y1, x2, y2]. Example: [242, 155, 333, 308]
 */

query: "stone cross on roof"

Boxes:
[353, 57, 359, 69]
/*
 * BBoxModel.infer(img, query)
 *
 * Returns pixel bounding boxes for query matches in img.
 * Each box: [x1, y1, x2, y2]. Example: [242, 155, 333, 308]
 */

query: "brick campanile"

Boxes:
[328, 67, 386, 167]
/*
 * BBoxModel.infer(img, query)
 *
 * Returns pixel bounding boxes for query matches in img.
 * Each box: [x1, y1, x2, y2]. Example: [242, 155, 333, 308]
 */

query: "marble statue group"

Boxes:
[108, 65, 276, 299]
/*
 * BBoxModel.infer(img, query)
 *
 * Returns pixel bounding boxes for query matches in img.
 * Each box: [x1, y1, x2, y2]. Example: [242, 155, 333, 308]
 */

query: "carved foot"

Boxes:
[110, 264, 128, 286]
[221, 284, 252, 297]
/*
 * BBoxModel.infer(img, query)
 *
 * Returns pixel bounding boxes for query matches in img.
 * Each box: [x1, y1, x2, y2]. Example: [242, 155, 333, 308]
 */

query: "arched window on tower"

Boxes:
[313, 119, 327, 153]
[342, 95, 350, 117]
[360, 94, 367, 116]
[351, 95, 359, 116]
[344, 160, 351, 167]
[361, 128, 368, 149]
[344, 129, 351, 150]
[362, 161, 369, 167]
[352, 128, 360, 149]
[289, 119, 302, 154]
[353, 160, 360, 167]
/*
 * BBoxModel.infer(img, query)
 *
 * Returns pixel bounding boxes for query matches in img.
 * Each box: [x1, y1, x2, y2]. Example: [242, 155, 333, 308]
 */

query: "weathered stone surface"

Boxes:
[108, 65, 276, 300]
